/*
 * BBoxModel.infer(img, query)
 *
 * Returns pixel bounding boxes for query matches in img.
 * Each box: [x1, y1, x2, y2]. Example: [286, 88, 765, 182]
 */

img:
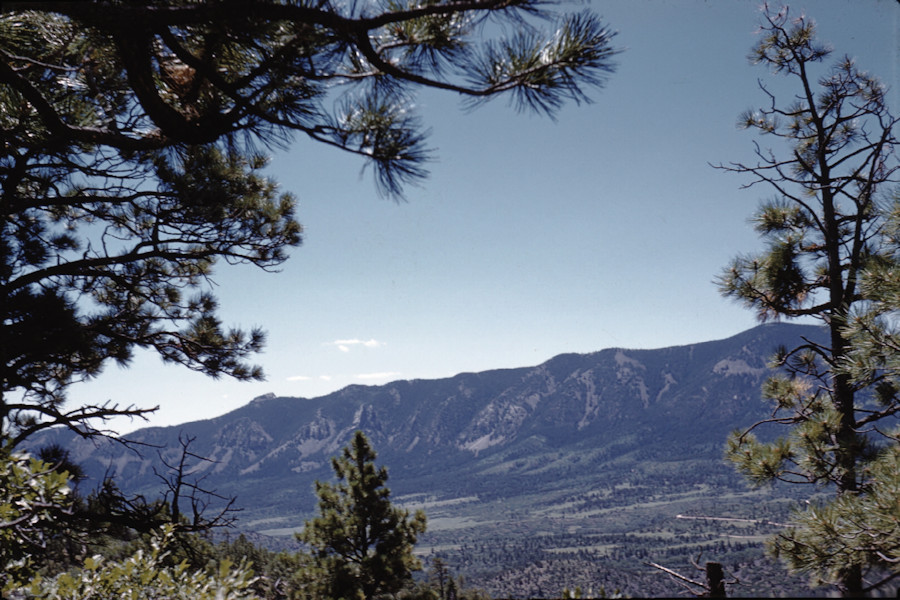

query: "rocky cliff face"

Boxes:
[31, 322, 824, 520]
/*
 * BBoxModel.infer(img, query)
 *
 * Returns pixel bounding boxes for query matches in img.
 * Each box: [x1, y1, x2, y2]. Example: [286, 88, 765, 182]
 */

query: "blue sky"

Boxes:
[67, 0, 899, 434]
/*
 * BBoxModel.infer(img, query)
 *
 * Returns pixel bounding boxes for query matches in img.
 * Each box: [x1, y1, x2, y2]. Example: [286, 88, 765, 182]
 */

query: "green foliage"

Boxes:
[0, 439, 262, 599]
[212, 534, 306, 600]
[0, 439, 74, 592]
[768, 441, 900, 584]
[297, 431, 427, 599]
[20, 524, 260, 600]
[717, 5, 900, 596]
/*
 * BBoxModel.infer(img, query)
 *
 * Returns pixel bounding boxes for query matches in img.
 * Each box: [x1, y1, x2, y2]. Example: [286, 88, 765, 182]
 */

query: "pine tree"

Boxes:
[716, 6, 899, 596]
[1, 1, 619, 446]
[297, 431, 427, 599]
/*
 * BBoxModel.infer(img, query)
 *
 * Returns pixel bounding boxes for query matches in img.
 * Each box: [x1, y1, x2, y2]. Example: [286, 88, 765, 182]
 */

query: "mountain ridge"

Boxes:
[36, 322, 823, 502]
[31, 321, 831, 597]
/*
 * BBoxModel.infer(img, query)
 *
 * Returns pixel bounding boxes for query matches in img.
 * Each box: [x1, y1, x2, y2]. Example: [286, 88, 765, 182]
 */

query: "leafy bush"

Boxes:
[18, 525, 260, 600]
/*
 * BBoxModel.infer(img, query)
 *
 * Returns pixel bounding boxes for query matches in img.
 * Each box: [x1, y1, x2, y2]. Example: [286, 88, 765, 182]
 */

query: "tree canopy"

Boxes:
[0, 0, 619, 444]
[297, 430, 427, 599]
[717, 5, 899, 596]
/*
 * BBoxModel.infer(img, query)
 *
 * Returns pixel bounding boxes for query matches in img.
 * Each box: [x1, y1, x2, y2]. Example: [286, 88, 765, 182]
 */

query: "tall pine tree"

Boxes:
[297, 431, 426, 600]
[717, 6, 899, 596]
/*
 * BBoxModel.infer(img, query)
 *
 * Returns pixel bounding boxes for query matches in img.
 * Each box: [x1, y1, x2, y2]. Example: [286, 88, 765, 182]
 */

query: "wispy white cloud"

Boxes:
[328, 338, 384, 353]
[355, 372, 402, 381]
[287, 374, 335, 383]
